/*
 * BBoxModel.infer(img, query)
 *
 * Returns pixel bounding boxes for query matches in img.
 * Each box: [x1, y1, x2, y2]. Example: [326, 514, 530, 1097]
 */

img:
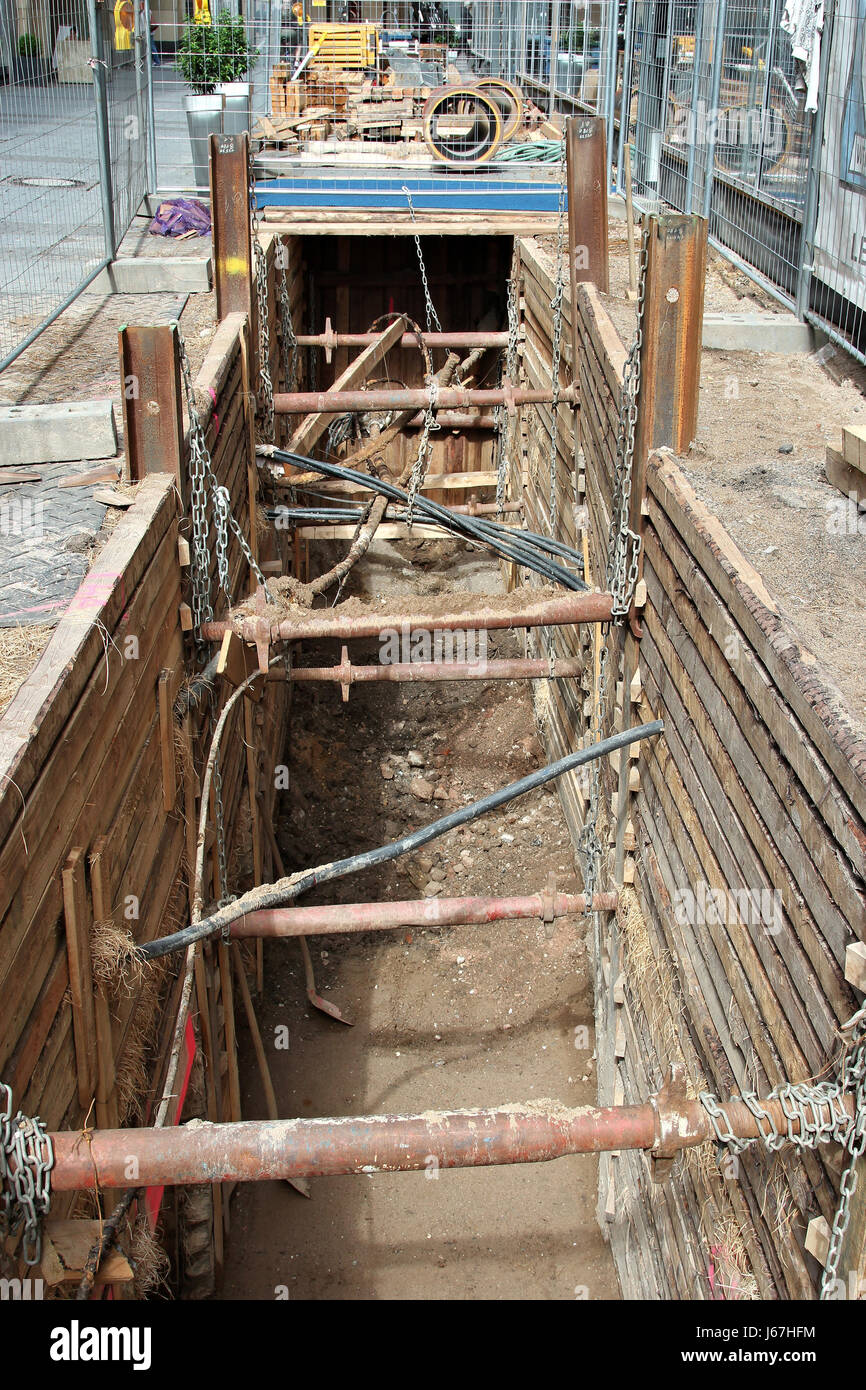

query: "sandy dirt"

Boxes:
[219, 544, 619, 1302]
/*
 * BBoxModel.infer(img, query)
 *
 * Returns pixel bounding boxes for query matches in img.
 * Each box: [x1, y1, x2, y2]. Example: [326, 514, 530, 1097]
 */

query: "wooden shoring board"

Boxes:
[648, 452, 866, 813]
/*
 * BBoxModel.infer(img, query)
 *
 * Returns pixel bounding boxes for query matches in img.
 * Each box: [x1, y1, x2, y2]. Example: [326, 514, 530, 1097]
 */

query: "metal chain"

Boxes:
[548, 135, 567, 541]
[699, 1006, 866, 1300]
[578, 635, 609, 910]
[179, 332, 215, 637]
[495, 273, 522, 515]
[213, 752, 232, 912]
[406, 376, 441, 528]
[607, 229, 648, 618]
[401, 185, 443, 336]
[177, 328, 272, 639]
[250, 166, 275, 444]
[276, 236, 298, 392]
[0, 1082, 53, 1267]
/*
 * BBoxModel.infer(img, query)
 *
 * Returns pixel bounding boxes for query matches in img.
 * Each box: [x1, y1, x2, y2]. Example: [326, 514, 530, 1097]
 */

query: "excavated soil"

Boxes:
[219, 544, 619, 1301]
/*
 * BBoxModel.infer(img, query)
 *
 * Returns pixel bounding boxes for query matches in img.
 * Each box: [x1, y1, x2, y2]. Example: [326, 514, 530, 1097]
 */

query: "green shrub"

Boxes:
[176, 9, 258, 93]
[17, 33, 42, 58]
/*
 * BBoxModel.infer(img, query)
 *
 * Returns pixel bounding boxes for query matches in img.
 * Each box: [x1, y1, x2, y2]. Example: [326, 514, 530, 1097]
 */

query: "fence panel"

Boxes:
[807, 0, 866, 364]
[0, 0, 149, 373]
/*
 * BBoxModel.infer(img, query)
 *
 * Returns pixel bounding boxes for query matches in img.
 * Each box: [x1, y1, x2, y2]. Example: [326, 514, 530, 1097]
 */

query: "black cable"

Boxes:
[137, 720, 663, 962]
[268, 448, 589, 592]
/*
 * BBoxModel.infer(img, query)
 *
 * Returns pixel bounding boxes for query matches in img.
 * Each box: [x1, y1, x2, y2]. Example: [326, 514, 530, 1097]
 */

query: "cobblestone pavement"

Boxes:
[0, 462, 109, 626]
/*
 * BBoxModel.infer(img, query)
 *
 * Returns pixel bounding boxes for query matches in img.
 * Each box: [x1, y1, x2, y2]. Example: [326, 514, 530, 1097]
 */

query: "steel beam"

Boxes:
[566, 115, 610, 297]
[232, 890, 618, 939]
[209, 132, 255, 337]
[118, 324, 185, 492]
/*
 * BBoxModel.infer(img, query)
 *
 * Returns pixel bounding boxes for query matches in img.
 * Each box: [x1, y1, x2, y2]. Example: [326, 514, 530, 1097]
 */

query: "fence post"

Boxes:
[566, 116, 610, 297]
[702, 0, 728, 221]
[87, 0, 116, 261]
[143, 0, 159, 195]
[547, 0, 561, 119]
[795, 0, 835, 319]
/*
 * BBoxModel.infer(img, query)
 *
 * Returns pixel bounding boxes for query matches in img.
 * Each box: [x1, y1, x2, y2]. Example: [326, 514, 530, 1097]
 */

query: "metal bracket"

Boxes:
[649, 1063, 703, 1183]
[542, 872, 556, 938]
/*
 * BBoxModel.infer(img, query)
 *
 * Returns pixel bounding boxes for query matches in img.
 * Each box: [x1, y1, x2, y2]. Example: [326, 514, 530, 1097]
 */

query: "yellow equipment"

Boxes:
[306, 22, 378, 72]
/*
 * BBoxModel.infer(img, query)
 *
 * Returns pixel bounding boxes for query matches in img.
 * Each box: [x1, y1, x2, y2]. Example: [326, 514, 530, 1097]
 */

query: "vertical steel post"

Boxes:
[603, 0, 619, 166]
[702, 0, 728, 220]
[615, 0, 636, 192]
[209, 131, 256, 349]
[143, 0, 159, 195]
[548, 0, 561, 119]
[87, 0, 117, 261]
[119, 324, 186, 496]
[795, 0, 835, 319]
[684, 0, 706, 214]
[614, 211, 707, 872]
[566, 115, 610, 295]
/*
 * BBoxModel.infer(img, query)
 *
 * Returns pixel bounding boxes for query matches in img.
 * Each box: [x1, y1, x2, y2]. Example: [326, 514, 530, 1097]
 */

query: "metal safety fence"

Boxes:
[0, 0, 149, 372]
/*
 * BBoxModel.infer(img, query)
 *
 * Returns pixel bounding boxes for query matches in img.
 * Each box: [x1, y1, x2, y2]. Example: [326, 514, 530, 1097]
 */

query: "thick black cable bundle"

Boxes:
[137, 721, 663, 961]
[267, 447, 589, 592]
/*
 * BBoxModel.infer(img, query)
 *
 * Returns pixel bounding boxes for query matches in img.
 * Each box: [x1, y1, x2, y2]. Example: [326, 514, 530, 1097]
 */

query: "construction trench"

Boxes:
[1, 121, 865, 1308]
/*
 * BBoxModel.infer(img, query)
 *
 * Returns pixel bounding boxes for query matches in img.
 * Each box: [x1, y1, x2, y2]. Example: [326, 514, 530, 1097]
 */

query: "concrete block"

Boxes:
[0, 400, 117, 465]
[89, 257, 213, 295]
[702, 312, 821, 355]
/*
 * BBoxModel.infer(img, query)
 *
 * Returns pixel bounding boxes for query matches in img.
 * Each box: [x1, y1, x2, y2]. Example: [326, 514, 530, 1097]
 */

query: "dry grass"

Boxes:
[0, 624, 52, 716]
[129, 1214, 170, 1298]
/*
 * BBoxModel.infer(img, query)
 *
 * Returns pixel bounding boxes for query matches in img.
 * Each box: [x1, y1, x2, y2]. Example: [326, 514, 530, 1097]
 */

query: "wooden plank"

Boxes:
[648, 452, 866, 810]
[61, 847, 97, 1110]
[88, 839, 119, 1134]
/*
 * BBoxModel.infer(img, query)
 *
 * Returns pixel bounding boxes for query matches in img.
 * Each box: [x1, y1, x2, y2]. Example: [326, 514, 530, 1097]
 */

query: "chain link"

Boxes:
[578, 635, 609, 910]
[0, 1082, 53, 1266]
[406, 376, 440, 528]
[548, 135, 567, 541]
[177, 327, 272, 641]
[276, 236, 299, 394]
[699, 1007, 866, 1300]
[495, 273, 522, 516]
[250, 166, 275, 444]
[401, 185, 443, 337]
[607, 229, 648, 618]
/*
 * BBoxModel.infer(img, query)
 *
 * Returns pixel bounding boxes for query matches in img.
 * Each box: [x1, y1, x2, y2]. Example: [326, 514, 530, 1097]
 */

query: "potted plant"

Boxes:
[16, 33, 45, 83]
[214, 11, 259, 137]
[176, 14, 226, 190]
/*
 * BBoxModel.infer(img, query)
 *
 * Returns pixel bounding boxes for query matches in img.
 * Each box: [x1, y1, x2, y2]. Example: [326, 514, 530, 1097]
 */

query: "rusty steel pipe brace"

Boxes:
[276, 652, 583, 693]
[274, 383, 576, 415]
[231, 889, 619, 940]
[296, 328, 509, 355]
[201, 591, 615, 671]
[45, 1067, 855, 1191]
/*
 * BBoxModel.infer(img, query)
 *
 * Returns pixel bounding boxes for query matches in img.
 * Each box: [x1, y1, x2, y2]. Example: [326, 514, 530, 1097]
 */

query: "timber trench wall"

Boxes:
[511, 236, 866, 1300]
[0, 234, 302, 1230]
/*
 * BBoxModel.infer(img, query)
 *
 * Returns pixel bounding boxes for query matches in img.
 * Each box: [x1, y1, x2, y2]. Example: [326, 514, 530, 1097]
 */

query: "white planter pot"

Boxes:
[217, 81, 253, 137]
[183, 92, 225, 191]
